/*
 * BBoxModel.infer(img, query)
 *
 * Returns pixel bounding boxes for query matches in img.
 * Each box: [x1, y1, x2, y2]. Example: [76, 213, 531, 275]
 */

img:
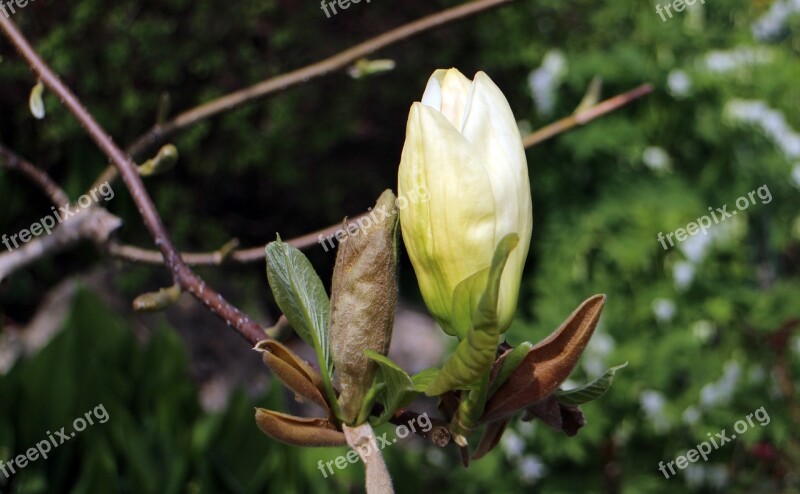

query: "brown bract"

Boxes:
[480, 294, 607, 423]
[254, 409, 345, 447]
[255, 339, 330, 415]
[329, 190, 399, 423]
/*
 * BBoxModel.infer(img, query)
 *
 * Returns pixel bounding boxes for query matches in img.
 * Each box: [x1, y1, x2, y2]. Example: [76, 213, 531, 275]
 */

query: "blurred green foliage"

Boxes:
[1, 0, 799, 493]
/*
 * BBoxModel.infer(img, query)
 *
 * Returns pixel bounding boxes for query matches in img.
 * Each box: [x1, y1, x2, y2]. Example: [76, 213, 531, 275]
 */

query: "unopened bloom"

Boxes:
[398, 68, 532, 335]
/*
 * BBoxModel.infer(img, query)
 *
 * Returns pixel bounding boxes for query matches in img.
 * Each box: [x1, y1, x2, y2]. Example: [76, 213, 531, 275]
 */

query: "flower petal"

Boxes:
[398, 102, 496, 332]
[461, 72, 532, 330]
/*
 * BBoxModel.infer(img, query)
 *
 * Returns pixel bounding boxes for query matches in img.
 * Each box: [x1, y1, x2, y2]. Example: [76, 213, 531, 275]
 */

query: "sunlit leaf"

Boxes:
[426, 234, 519, 396]
[555, 362, 628, 406]
[265, 238, 332, 379]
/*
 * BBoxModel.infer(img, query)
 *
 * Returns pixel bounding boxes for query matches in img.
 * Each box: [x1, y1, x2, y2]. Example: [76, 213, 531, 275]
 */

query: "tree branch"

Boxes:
[0, 15, 266, 346]
[124, 0, 513, 159]
[101, 84, 654, 268]
[106, 214, 367, 265]
[0, 207, 121, 283]
[0, 143, 70, 206]
[522, 83, 653, 148]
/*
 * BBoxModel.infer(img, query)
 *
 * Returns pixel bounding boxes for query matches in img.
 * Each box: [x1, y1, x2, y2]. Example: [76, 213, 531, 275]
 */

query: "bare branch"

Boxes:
[0, 207, 121, 283]
[106, 214, 367, 265]
[124, 0, 513, 159]
[0, 143, 70, 206]
[0, 15, 267, 346]
[102, 84, 655, 268]
[522, 83, 654, 148]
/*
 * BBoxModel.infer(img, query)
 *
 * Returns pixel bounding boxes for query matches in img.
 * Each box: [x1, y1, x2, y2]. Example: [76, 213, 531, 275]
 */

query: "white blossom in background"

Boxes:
[724, 100, 800, 160]
[682, 405, 701, 425]
[791, 164, 800, 188]
[706, 465, 730, 489]
[702, 47, 775, 73]
[652, 298, 676, 323]
[528, 50, 567, 117]
[642, 146, 673, 172]
[516, 420, 534, 437]
[501, 429, 526, 459]
[699, 360, 741, 408]
[691, 320, 715, 343]
[425, 448, 446, 467]
[752, 0, 800, 40]
[679, 230, 714, 263]
[667, 69, 692, 98]
[673, 260, 695, 290]
[684, 464, 706, 488]
[581, 330, 615, 376]
[639, 389, 671, 433]
[519, 455, 547, 485]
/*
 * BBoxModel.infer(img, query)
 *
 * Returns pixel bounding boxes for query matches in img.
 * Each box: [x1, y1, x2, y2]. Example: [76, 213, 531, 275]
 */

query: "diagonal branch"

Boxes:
[523, 83, 653, 148]
[104, 84, 654, 268]
[124, 0, 513, 159]
[0, 207, 121, 283]
[0, 15, 266, 346]
[106, 215, 366, 265]
[0, 143, 70, 206]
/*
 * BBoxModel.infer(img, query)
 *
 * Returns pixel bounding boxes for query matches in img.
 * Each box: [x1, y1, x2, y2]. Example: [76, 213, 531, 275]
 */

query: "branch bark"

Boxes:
[0, 143, 70, 206]
[0, 15, 266, 346]
[0, 207, 121, 283]
[123, 0, 513, 159]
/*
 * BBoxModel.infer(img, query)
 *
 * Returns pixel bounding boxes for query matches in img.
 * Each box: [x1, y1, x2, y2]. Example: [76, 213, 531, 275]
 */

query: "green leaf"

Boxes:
[449, 268, 489, 338]
[29, 81, 45, 119]
[555, 362, 628, 406]
[364, 350, 417, 424]
[265, 238, 332, 380]
[426, 234, 519, 396]
[489, 341, 533, 396]
[411, 368, 440, 391]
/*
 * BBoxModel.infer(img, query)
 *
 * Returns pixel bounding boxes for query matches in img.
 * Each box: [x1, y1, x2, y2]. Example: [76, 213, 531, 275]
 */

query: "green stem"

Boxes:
[450, 371, 491, 446]
[317, 351, 344, 422]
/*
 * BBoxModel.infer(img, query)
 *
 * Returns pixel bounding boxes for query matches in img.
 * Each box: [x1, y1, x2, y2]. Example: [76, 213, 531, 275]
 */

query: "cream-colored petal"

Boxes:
[420, 71, 443, 111]
[398, 102, 497, 327]
[437, 68, 473, 129]
[460, 72, 533, 331]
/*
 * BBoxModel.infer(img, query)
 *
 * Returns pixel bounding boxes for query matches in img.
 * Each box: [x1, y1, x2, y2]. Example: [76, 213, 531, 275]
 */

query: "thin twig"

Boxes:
[106, 214, 367, 265]
[124, 0, 513, 159]
[0, 143, 70, 206]
[523, 83, 653, 148]
[0, 15, 266, 345]
[0, 207, 121, 283]
[102, 84, 654, 268]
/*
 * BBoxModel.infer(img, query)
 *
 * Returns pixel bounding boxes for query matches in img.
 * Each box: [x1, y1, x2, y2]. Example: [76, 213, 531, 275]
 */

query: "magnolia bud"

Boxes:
[398, 68, 532, 336]
[330, 190, 399, 424]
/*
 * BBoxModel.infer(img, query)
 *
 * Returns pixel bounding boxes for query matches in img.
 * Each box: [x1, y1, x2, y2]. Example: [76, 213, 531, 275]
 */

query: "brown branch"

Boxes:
[0, 207, 121, 283]
[106, 213, 367, 265]
[0, 143, 70, 206]
[0, 15, 266, 346]
[102, 84, 654, 268]
[123, 0, 513, 160]
[522, 83, 653, 148]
